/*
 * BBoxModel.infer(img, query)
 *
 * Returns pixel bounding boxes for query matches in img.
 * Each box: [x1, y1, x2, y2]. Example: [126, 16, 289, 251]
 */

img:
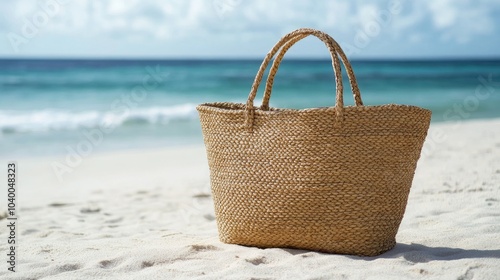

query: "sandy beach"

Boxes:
[1, 118, 499, 279]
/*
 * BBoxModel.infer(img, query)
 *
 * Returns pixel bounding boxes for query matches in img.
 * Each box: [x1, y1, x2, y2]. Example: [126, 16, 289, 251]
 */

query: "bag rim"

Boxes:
[197, 102, 432, 115]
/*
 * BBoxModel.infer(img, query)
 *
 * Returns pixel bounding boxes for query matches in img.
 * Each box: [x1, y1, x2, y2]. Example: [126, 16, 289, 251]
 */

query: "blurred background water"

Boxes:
[0, 58, 499, 158]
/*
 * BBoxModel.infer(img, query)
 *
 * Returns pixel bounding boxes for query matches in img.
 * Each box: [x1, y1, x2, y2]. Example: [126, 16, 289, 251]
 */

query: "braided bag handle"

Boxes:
[261, 32, 363, 110]
[245, 28, 363, 130]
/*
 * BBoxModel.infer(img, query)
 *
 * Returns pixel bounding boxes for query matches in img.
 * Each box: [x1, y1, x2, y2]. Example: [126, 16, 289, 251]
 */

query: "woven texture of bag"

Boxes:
[197, 28, 431, 256]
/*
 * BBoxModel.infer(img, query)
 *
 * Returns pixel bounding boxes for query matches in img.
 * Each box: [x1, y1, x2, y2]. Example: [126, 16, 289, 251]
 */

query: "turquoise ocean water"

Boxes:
[0, 59, 499, 158]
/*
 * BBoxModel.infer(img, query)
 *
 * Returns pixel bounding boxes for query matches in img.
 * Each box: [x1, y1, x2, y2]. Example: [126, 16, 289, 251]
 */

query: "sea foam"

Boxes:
[0, 103, 198, 134]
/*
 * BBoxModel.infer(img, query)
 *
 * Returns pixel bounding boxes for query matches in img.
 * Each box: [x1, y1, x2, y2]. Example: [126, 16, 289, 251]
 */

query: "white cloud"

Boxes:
[1, 0, 496, 39]
[428, 0, 458, 29]
[0, 0, 499, 57]
[390, 2, 426, 34]
[426, 0, 496, 43]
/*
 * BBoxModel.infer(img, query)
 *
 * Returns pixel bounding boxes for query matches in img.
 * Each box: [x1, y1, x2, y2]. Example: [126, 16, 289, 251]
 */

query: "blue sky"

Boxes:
[1, 0, 500, 59]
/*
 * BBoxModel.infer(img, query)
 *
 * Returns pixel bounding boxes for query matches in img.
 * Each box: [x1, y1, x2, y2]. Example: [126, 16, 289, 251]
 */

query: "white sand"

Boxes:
[1, 119, 499, 279]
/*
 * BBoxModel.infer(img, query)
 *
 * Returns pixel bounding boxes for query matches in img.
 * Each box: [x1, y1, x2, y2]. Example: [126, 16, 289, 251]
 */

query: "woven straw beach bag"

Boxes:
[197, 28, 431, 256]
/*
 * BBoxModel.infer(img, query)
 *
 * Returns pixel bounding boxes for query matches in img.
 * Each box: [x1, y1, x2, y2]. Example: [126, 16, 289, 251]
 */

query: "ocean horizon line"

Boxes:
[1, 57, 500, 62]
